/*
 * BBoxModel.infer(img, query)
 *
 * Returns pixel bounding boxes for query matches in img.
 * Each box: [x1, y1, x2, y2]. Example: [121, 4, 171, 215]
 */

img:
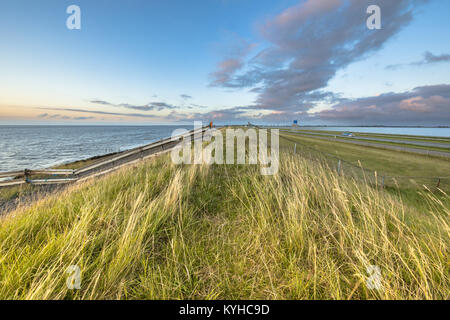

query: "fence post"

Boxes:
[337, 160, 341, 175]
[381, 176, 385, 189]
[24, 169, 31, 183]
[437, 178, 441, 188]
[294, 143, 297, 154]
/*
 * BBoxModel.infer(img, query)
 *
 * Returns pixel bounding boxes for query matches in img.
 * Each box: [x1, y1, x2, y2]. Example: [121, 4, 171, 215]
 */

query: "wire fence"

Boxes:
[278, 133, 449, 192]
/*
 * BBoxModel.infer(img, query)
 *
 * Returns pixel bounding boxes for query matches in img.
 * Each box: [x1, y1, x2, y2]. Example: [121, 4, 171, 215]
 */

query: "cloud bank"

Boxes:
[386, 51, 450, 70]
[206, 0, 446, 125]
[317, 84, 450, 125]
[90, 100, 180, 112]
[37, 113, 95, 121]
[36, 82, 450, 126]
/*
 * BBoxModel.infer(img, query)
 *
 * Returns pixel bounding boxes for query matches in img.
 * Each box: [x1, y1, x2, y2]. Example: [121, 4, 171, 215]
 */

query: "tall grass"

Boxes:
[0, 152, 448, 299]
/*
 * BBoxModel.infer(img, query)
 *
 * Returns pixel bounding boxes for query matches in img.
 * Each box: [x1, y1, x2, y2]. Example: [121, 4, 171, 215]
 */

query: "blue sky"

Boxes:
[1, 0, 449, 125]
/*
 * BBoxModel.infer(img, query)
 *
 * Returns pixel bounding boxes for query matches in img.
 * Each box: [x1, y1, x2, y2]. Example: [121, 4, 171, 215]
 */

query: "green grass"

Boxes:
[54, 152, 120, 170]
[287, 129, 450, 144]
[280, 133, 450, 181]
[282, 130, 450, 153]
[0, 184, 63, 216]
[0, 147, 448, 299]
[280, 132, 450, 214]
[0, 184, 31, 203]
[354, 133, 450, 144]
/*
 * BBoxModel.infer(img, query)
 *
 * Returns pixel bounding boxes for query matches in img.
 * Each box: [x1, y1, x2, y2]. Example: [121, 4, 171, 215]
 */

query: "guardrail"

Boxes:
[0, 125, 211, 188]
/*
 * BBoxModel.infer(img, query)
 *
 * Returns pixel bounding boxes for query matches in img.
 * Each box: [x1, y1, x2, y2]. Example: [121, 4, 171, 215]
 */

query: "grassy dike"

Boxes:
[0, 135, 448, 300]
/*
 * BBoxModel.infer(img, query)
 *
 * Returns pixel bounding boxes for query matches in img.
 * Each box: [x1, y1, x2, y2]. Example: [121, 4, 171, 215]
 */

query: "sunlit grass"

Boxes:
[0, 150, 448, 299]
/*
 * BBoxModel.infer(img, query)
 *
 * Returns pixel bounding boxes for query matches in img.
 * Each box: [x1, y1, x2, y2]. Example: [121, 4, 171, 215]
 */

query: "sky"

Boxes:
[0, 0, 449, 125]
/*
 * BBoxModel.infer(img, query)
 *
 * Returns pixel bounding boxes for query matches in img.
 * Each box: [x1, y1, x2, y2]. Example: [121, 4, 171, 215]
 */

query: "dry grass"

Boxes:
[0, 151, 448, 300]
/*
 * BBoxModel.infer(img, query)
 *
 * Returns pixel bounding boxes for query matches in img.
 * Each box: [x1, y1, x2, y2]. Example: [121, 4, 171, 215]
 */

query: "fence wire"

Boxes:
[278, 133, 449, 191]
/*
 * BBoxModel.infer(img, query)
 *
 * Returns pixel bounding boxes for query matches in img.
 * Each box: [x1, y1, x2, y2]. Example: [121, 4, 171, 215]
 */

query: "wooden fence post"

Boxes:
[337, 160, 341, 175]
[24, 169, 31, 183]
[437, 178, 441, 188]
[294, 143, 297, 154]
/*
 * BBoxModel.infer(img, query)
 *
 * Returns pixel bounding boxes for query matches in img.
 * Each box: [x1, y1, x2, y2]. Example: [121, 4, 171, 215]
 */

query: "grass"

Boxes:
[0, 184, 64, 218]
[54, 151, 121, 170]
[279, 133, 450, 183]
[0, 146, 448, 300]
[279, 132, 450, 212]
[288, 129, 450, 144]
[282, 130, 450, 153]
[0, 185, 30, 202]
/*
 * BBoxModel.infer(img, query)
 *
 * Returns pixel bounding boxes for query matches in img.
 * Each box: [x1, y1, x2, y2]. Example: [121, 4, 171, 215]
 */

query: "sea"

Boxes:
[0, 125, 449, 172]
[0, 125, 192, 172]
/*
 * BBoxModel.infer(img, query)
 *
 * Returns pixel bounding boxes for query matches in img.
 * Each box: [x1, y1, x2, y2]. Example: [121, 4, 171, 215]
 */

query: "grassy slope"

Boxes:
[290, 129, 450, 144]
[279, 132, 450, 210]
[0, 151, 448, 300]
[280, 133, 450, 180]
[284, 132, 450, 153]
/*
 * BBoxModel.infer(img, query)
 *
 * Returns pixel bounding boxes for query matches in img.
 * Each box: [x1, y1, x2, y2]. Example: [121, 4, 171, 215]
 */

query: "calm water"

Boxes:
[303, 127, 450, 137]
[0, 126, 191, 172]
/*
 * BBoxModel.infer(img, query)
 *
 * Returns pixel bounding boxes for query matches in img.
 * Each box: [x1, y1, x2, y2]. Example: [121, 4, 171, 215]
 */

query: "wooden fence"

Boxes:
[0, 126, 210, 188]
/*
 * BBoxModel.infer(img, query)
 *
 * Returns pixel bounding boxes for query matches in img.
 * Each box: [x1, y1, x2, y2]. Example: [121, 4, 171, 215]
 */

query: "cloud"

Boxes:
[159, 104, 308, 124]
[190, 104, 208, 109]
[209, 58, 245, 87]
[37, 107, 158, 119]
[73, 116, 95, 120]
[159, 106, 259, 123]
[145, 102, 177, 110]
[89, 100, 113, 106]
[420, 51, 450, 64]
[209, 38, 257, 87]
[386, 51, 450, 70]
[37, 84, 449, 125]
[90, 100, 180, 111]
[316, 84, 450, 125]
[35, 113, 96, 121]
[211, 0, 427, 113]
[180, 94, 193, 100]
